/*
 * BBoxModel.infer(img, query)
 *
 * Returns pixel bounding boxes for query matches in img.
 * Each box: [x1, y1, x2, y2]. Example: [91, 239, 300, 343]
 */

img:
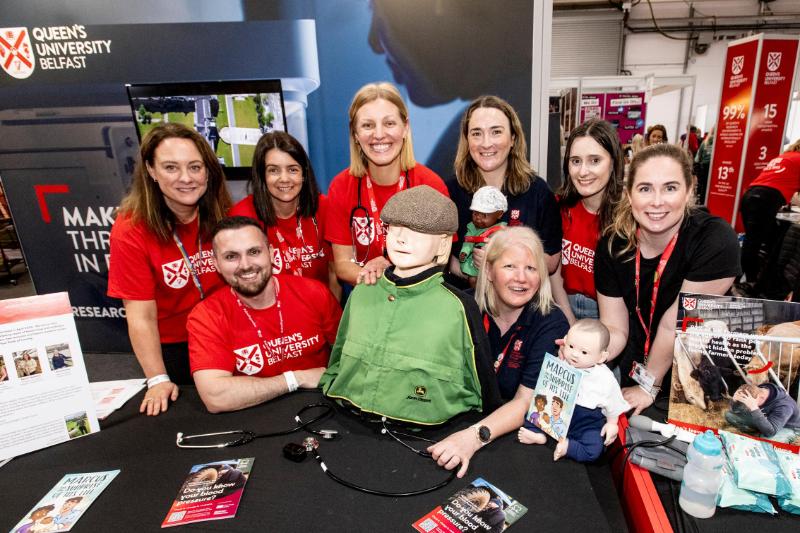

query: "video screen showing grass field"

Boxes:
[131, 92, 285, 167]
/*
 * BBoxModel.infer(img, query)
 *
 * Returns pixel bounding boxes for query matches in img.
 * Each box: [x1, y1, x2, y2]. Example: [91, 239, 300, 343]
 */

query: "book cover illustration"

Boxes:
[11, 469, 120, 532]
[161, 458, 254, 528]
[527, 353, 583, 440]
[412, 477, 527, 532]
[669, 293, 800, 451]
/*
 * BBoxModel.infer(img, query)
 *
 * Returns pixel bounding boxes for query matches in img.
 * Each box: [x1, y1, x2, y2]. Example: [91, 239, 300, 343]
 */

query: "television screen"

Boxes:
[126, 80, 286, 179]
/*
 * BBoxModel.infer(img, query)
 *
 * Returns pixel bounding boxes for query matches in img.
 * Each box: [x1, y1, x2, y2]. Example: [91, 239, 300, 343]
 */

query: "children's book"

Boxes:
[161, 458, 254, 528]
[527, 353, 583, 440]
[412, 477, 527, 532]
[10, 470, 119, 532]
[669, 292, 800, 452]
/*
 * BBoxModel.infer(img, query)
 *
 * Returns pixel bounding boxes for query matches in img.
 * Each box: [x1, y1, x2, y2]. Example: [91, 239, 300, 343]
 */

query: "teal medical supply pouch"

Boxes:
[719, 430, 793, 498]
[717, 459, 776, 514]
[775, 450, 800, 515]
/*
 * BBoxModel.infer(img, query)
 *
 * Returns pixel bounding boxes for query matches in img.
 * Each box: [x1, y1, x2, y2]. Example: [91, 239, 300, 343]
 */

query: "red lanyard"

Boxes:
[364, 173, 406, 253]
[270, 216, 323, 277]
[483, 314, 520, 373]
[634, 230, 679, 362]
[232, 277, 284, 344]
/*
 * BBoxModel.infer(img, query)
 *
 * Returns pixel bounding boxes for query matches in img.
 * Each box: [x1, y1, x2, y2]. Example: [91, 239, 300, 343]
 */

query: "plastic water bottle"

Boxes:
[679, 430, 724, 519]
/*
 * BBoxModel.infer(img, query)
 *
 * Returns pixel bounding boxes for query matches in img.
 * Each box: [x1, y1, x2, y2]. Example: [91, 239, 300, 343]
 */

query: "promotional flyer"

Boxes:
[0, 292, 99, 462]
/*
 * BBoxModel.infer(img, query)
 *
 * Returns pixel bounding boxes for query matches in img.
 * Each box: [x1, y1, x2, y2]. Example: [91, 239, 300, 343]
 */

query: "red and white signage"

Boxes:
[706, 35, 800, 229]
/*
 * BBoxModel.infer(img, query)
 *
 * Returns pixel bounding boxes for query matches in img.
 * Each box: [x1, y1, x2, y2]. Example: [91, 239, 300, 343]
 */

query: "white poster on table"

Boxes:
[0, 292, 98, 461]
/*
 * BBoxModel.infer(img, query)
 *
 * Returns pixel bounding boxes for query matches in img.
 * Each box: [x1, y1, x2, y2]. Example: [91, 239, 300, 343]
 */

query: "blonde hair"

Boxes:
[474, 226, 553, 317]
[605, 143, 695, 257]
[454, 95, 534, 196]
[348, 82, 416, 177]
[630, 134, 646, 155]
[786, 138, 800, 153]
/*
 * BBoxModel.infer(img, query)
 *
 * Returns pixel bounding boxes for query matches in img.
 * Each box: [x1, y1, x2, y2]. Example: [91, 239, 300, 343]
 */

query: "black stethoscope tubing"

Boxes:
[348, 171, 409, 266]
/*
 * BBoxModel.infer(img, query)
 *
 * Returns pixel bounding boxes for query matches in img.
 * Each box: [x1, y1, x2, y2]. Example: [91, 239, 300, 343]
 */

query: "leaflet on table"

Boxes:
[161, 458, 255, 528]
[90, 378, 146, 419]
[0, 292, 99, 462]
[10, 469, 120, 532]
[526, 353, 583, 440]
[669, 292, 800, 452]
[412, 477, 527, 532]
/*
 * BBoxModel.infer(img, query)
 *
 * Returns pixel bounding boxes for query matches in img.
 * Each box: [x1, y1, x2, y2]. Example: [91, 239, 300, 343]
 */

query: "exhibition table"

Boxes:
[616, 405, 800, 533]
[3, 388, 627, 532]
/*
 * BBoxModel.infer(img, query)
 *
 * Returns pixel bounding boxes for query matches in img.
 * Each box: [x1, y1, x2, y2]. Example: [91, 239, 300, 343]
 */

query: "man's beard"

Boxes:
[230, 267, 270, 297]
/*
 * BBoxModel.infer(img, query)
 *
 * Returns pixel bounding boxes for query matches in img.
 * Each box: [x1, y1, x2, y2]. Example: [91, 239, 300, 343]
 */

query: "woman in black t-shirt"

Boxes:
[594, 144, 740, 414]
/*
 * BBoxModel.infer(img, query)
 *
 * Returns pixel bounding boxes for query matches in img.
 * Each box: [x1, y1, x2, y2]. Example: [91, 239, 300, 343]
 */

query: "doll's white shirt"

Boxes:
[575, 364, 630, 417]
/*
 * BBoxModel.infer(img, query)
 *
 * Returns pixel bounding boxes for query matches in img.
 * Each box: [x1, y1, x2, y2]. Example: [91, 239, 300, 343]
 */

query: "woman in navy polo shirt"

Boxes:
[446, 96, 561, 282]
[429, 226, 569, 477]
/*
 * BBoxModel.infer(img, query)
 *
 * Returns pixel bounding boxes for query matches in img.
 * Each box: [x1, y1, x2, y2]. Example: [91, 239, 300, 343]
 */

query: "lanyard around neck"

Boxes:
[272, 214, 323, 277]
[364, 172, 406, 253]
[483, 313, 521, 374]
[634, 230, 679, 362]
[172, 217, 205, 299]
[232, 277, 284, 342]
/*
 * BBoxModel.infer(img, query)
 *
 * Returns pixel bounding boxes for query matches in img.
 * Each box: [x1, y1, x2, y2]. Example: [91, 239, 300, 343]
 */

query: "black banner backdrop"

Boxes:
[0, 21, 320, 351]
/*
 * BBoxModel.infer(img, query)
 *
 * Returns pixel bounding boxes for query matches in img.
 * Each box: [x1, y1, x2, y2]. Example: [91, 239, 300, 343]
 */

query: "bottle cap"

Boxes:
[692, 430, 722, 456]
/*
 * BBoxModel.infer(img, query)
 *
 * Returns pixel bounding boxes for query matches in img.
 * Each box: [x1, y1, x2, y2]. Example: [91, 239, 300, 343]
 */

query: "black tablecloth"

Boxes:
[3, 388, 626, 532]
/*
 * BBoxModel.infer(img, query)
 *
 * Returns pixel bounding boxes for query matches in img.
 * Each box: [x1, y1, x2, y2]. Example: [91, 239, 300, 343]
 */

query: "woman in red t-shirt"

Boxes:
[229, 131, 340, 300]
[108, 123, 232, 416]
[550, 119, 624, 324]
[325, 81, 447, 286]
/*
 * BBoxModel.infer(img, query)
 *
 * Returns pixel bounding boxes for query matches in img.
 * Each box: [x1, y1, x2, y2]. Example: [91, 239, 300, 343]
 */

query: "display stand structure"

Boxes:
[705, 34, 800, 230]
[551, 74, 696, 144]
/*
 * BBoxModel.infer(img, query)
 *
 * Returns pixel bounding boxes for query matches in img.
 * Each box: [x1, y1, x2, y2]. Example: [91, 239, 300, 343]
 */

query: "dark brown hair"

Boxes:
[558, 118, 624, 233]
[249, 131, 320, 226]
[119, 123, 231, 241]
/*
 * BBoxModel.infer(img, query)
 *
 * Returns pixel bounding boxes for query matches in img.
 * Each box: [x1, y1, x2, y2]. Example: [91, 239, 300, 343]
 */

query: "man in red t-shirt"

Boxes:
[739, 144, 800, 288]
[187, 216, 342, 413]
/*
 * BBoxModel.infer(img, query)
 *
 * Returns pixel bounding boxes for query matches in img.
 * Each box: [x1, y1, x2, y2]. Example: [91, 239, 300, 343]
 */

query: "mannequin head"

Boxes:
[385, 225, 451, 278]
[381, 185, 458, 278]
[562, 319, 611, 369]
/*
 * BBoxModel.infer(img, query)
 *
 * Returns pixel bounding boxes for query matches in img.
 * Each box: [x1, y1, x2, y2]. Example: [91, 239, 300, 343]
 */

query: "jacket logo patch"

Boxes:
[407, 385, 432, 403]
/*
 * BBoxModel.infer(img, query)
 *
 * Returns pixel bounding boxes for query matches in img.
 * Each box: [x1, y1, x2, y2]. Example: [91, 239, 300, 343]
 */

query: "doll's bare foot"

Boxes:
[518, 427, 547, 445]
[554, 438, 569, 461]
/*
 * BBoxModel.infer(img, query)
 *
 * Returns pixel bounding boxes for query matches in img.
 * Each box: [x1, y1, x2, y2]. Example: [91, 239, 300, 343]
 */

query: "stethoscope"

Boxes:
[348, 171, 409, 267]
[176, 403, 336, 448]
[175, 400, 455, 497]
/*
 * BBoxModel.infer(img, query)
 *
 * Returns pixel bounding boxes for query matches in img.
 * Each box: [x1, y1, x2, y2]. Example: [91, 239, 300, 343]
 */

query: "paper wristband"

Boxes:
[284, 371, 299, 392]
[147, 374, 171, 388]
